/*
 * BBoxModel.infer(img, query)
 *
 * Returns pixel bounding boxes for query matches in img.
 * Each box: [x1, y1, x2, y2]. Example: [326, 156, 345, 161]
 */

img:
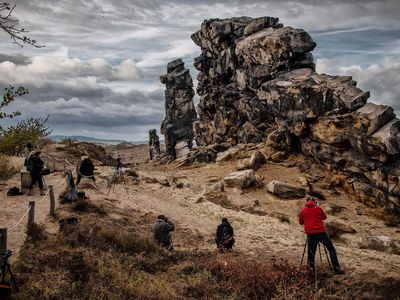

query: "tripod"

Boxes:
[0, 250, 19, 295]
[300, 238, 333, 271]
[107, 158, 129, 196]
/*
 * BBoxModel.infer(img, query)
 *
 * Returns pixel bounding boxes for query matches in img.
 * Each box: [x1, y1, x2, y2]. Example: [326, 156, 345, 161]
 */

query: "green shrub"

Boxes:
[0, 116, 51, 155]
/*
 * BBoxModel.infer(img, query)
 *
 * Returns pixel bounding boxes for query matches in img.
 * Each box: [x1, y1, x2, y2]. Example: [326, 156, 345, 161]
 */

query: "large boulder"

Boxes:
[267, 180, 306, 199]
[360, 236, 400, 255]
[325, 221, 356, 239]
[223, 169, 257, 189]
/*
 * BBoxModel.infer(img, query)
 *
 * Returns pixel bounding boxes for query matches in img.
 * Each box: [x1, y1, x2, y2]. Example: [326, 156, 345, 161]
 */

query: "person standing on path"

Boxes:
[299, 196, 343, 274]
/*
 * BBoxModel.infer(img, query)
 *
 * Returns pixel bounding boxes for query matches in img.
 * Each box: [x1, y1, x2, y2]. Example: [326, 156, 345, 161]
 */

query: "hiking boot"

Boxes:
[27, 189, 33, 196]
[333, 268, 344, 275]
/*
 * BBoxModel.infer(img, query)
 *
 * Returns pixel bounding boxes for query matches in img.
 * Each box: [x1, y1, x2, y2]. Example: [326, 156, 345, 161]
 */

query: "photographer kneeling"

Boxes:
[298, 195, 343, 274]
[153, 215, 175, 250]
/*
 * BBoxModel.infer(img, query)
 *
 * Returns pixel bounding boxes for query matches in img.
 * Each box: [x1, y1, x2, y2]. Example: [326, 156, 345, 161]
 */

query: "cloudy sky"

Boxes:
[0, 0, 399, 141]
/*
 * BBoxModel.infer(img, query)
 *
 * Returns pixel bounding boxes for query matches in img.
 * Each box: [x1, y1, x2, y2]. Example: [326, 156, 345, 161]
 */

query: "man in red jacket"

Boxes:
[299, 195, 342, 274]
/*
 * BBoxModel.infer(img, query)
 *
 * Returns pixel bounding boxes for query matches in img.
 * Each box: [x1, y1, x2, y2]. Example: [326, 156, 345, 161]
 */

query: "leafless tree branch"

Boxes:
[0, 3, 44, 48]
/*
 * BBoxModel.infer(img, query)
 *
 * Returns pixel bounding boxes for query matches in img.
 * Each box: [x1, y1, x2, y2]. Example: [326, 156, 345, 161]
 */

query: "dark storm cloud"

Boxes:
[0, 0, 398, 140]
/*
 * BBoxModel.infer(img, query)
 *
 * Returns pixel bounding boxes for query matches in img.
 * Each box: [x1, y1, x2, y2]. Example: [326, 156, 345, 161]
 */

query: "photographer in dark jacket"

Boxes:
[215, 218, 235, 251]
[76, 156, 96, 186]
[153, 215, 175, 250]
[27, 151, 45, 196]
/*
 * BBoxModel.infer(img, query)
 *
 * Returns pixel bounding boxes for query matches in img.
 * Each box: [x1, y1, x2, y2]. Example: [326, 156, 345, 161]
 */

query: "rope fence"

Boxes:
[0, 185, 56, 254]
[0, 162, 115, 254]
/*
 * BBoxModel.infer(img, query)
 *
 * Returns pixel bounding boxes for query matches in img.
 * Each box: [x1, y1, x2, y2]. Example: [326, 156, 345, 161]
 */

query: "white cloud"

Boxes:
[0, 54, 143, 87]
[316, 56, 400, 111]
[115, 59, 142, 80]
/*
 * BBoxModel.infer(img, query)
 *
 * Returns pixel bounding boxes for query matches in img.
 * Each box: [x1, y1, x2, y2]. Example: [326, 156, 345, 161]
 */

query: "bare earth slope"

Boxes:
[1, 144, 399, 284]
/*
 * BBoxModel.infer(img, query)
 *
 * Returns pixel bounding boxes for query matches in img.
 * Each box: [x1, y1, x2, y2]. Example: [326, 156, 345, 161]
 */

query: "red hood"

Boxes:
[305, 201, 316, 208]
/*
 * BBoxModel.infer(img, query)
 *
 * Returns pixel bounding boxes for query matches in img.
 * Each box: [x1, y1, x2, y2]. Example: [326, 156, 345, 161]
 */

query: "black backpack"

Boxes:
[7, 187, 23, 196]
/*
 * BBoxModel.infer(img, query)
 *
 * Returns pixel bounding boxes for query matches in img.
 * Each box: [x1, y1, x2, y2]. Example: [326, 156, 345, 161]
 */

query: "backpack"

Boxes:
[7, 187, 23, 196]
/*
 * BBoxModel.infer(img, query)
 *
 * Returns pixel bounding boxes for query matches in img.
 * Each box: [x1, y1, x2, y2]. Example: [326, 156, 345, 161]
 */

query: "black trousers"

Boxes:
[307, 232, 340, 270]
[30, 171, 44, 190]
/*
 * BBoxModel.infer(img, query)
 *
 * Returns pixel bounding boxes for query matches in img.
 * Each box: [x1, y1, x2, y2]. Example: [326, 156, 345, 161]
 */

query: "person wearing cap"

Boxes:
[27, 151, 45, 196]
[299, 195, 342, 274]
[153, 215, 175, 250]
[76, 155, 95, 186]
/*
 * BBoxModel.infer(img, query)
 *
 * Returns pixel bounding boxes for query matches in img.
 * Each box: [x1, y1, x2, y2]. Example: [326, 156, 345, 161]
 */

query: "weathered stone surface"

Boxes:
[243, 16, 280, 35]
[355, 103, 395, 136]
[236, 159, 250, 171]
[248, 150, 266, 170]
[267, 180, 306, 199]
[235, 27, 316, 74]
[216, 144, 247, 162]
[160, 59, 197, 158]
[223, 169, 257, 189]
[360, 235, 400, 255]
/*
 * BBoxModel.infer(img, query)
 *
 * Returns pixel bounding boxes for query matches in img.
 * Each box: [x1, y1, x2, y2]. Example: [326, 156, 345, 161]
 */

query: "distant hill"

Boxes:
[49, 135, 147, 145]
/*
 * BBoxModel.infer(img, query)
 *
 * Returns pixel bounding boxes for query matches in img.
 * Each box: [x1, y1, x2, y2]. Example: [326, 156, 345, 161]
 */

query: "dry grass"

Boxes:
[10, 202, 400, 300]
[0, 154, 17, 179]
[13, 216, 181, 300]
[71, 199, 107, 216]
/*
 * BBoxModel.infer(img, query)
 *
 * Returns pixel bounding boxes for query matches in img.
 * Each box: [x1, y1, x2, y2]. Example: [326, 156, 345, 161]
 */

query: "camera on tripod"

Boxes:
[0, 249, 18, 298]
[107, 155, 129, 196]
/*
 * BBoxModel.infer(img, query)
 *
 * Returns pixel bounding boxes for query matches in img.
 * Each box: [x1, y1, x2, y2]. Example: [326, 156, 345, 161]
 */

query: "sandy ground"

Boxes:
[1, 144, 400, 281]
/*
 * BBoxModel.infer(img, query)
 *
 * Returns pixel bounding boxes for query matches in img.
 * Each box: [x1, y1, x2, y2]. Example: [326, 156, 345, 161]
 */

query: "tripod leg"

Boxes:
[323, 244, 333, 272]
[318, 243, 323, 264]
[299, 238, 308, 269]
[7, 263, 19, 292]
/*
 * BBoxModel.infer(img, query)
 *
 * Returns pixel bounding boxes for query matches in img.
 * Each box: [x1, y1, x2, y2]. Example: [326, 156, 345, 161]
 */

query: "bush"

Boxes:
[0, 154, 16, 179]
[204, 257, 316, 299]
[0, 116, 51, 155]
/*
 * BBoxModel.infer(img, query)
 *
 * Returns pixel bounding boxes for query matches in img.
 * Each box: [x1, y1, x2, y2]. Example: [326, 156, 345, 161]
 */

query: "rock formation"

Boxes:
[160, 59, 197, 158]
[191, 16, 400, 210]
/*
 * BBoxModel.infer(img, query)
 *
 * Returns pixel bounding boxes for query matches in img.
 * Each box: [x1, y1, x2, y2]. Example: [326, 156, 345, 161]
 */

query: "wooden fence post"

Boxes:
[28, 201, 35, 230]
[49, 185, 55, 217]
[0, 228, 7, 254]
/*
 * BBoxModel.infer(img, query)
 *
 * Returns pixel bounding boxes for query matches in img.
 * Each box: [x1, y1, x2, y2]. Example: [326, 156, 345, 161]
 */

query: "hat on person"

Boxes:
[306, 195, 318, 202]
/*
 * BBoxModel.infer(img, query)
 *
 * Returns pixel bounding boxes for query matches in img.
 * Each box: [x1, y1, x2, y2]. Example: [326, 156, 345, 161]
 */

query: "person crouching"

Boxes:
[153, 215, 175, 250]
[215, 217, 235, 252]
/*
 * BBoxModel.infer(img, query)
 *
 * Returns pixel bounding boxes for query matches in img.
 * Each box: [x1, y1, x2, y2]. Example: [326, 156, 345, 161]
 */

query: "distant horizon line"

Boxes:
[49, 134, 164, 143]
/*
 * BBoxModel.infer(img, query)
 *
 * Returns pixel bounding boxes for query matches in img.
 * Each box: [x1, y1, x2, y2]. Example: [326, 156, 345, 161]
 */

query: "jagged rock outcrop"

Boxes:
[191, 16, 400, 210]
[160, 59, 197, 158]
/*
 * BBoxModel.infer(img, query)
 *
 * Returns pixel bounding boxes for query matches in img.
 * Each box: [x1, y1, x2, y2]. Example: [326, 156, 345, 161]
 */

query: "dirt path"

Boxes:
[1, 151, 400, 280]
